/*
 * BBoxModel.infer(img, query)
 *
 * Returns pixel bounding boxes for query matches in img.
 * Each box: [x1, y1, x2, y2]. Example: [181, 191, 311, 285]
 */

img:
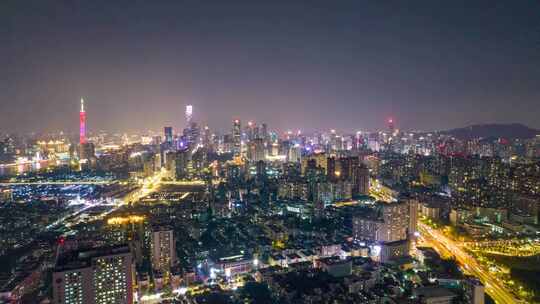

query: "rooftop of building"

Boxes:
[54, 244, 131, 272]
[319, 257, 351, 266]
[413, 286, 456, 298]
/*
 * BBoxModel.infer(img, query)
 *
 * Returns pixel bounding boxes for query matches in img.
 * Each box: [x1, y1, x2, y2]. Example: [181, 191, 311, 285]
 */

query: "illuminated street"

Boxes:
[369, 179, 397, 202]
[466, 239, 540, 257]
[121, 169, 167, 204]
[418, 222, 522, 304]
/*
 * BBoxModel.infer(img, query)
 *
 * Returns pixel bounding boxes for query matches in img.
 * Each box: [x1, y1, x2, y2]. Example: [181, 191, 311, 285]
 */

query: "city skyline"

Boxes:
[2, 1, 540, 134]
[2, 98, 540, 137]
[2, 2, 540, 304]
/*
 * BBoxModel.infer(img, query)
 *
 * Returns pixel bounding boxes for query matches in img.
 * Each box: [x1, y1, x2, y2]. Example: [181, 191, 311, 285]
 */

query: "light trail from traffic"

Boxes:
[369, 179, 398, 202]
[418, 222, 522, 304]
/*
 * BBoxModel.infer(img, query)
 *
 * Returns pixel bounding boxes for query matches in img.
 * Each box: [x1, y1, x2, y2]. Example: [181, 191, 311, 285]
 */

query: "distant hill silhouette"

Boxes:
[440, 123, 539, 140]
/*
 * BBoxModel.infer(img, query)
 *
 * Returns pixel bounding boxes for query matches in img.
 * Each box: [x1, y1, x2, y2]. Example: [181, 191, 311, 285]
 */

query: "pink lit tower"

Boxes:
[79, 98, 86, 144]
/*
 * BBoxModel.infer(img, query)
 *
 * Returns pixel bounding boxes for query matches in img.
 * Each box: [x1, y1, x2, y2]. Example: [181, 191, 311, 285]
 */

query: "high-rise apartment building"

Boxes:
[165, 149, 191, 180]
[301, 153, 328, 175]
[248, 138, 265, 162]
[352, 201, 416, 262]
[407, 197, 418, 239]
[52, 245, 134, 304]
[355, 164, 370, 195]
[151, 228, 176, 272]
[353, 201, 409, 243]
[378, 201, 409, 242]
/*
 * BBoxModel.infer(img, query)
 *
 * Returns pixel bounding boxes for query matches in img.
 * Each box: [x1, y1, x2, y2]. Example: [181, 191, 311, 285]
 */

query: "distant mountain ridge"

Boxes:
[440, 123, 539, 140]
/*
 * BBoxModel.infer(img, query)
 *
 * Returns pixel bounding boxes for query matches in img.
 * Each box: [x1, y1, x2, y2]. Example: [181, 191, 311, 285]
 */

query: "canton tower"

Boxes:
[80, 98, 86, 144]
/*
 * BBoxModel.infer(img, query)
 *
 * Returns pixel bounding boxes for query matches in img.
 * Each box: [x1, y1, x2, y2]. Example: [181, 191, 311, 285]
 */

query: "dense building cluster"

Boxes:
[0, 105, 538, 303]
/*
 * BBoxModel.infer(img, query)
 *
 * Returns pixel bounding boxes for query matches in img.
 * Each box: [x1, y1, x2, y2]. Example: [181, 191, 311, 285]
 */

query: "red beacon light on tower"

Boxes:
[387, 117, 395, 134]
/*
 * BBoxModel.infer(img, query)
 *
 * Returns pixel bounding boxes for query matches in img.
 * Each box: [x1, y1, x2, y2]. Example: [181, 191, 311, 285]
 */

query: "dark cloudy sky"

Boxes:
[1, 0, 540, 134]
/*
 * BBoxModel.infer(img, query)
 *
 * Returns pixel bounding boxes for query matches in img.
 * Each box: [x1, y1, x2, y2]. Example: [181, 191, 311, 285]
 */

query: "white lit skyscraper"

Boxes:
[232, 119, 241, 157]
[184, 104, 200, 147]
[185, 105, 193, 126]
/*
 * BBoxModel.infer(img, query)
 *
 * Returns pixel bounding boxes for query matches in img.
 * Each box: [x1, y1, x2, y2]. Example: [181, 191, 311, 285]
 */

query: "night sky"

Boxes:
[1, 0, 540, 134]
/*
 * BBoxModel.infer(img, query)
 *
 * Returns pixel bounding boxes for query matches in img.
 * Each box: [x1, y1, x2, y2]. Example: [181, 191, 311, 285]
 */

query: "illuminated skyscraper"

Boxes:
[387, 118, 395, 134]
[246, 121, 255, 141]
[202, 125, 211, 147]
[246, 121, 261, 141]
[164, 126, 173, 144]
[261, 123, 268, 142]
[185, 105, 193, 126]
[184, 105, 200, 147]
[232, 119, 241, 157]
[287, 144, 301, 163]
[79, 98, 86, 144]
[185, 122, 200, 147]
